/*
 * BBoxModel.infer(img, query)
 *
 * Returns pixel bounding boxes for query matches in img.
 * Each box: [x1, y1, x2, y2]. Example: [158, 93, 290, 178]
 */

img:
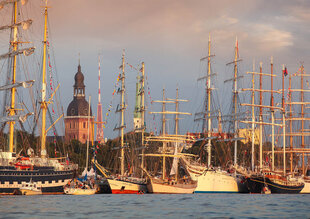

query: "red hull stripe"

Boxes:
[111, 189, 140, 194]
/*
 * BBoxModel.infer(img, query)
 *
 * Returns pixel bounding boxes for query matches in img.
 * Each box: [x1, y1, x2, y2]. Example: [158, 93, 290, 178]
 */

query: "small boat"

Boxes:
[19, 180, 42, 195]
[262, 184, 271, 194]
[64, 177, 97, 195]
[64, 186, 96, 195]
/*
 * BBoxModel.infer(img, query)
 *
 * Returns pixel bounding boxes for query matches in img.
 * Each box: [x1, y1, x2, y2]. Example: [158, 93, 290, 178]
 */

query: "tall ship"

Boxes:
[106, 52, 147, 194]
[143, 87, 197, 194]
[182, 35, 242, 193]
[236, 58, 304, 193]
[285, 65, 310, 193]
[0, 0, 77, 195]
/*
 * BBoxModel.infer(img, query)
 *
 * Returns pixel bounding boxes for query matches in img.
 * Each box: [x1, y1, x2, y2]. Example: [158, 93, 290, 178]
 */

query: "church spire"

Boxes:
[74, 62, 85, 98]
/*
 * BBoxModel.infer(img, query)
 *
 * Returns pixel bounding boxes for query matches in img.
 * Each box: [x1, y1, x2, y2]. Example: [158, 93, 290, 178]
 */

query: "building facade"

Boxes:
[64, 64, 94, 144]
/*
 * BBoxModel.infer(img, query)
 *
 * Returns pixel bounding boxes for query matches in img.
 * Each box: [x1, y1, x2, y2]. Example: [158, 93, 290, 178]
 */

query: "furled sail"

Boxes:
[0, 47, 35, 60]
[170, 142, 179, 176]
[0, 80, 34, 91]
[0, 112, 33, 123]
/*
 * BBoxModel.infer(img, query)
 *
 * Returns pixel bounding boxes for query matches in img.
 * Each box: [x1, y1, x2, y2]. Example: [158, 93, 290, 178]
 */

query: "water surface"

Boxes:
[1, 194, 309, 218]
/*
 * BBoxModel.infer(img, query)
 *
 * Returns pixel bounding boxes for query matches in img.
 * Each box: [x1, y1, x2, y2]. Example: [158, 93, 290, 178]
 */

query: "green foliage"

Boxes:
[1, 129, 298, 175]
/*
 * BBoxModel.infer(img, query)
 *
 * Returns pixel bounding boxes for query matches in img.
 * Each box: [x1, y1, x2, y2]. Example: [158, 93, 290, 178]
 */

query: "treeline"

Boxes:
[0, 130, 296, 175]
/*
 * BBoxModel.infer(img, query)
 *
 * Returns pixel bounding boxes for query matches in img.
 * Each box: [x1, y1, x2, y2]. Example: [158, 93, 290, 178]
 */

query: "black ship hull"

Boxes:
[245, 175, 265, 193]
[236, 175, 250, 193]
[245, 174, 304, 194]
[265, 178, 304, 194]
[0, 166, 74, 195]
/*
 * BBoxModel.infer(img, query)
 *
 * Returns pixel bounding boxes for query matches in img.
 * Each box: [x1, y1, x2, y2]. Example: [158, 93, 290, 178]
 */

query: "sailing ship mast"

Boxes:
[8, 1, 18, 153]
[233, 38, 239, 166]
[270, 57, 275, 171]
[120, 52, 126, 176]
[0, 1, 77, 196]
[207, 35, 212, 167]
[0, 0, 34, 153]
[288, 73, 293, 172]
[38, 1, 64, 158]
[282, 65, 286, 175]
[259, 62, 263, 169]
[241, 60, 282, 171]
[194, 34, 216, 167]
[159, 88, 167, 179]
[300, 65, 305, 174]
[113, 51, 126, 176]
[225, 37, 243, 166]
[251, 60, 255, 171]
[285, 64, 310, 175]
[148, 88, 190, 180]
[167, 87, 189, 180]
[40, 2, 48, 158]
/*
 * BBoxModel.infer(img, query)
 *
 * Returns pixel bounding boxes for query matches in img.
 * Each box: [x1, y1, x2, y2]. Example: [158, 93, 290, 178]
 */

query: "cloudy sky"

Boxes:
[0, 0, 309, 139]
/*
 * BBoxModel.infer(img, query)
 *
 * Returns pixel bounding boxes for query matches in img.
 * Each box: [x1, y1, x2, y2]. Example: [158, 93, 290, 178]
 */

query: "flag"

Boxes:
[66, 153, 69, 165]
[283, 67, 288, 76]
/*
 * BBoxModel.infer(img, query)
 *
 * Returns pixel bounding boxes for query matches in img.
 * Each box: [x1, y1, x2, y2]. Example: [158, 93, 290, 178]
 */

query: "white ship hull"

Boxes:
[64, 187, 96, 195]
[300, 178, 310, 193]
[195, 170, 239, 193]
[107, 178, 147, 194]
[147, 178, 196, 194]
[181, 156, 206, 181]
[20, 188, 42, 195]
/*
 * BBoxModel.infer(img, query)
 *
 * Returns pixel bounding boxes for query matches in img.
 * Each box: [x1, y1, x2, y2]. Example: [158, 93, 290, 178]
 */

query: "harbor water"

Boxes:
[1, 194, 309, 218]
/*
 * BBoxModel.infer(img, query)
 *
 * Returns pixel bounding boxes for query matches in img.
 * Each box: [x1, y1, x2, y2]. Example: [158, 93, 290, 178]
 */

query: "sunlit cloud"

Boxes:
[2, 0, 307, 137]
[289, 6, 310, 22]
[252, 24, 293, 49]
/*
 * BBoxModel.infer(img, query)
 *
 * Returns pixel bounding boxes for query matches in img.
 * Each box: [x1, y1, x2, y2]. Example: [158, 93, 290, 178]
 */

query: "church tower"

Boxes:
[64, 63, 94, 144]
[133, 75, 142, 131]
